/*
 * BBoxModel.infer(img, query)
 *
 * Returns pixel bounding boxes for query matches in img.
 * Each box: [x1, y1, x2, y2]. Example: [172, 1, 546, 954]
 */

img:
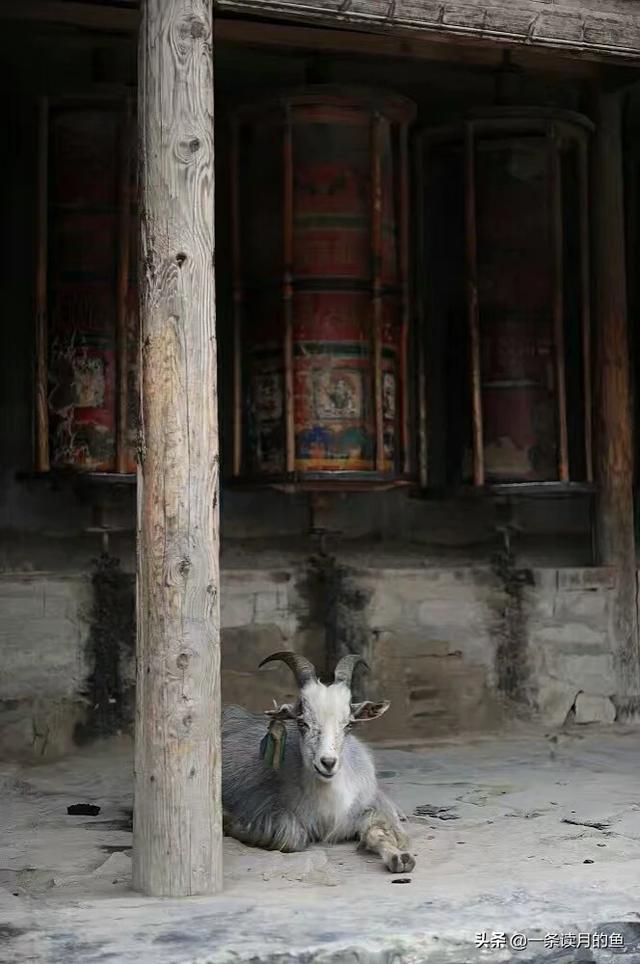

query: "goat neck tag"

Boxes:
[259, 719, 287, 769]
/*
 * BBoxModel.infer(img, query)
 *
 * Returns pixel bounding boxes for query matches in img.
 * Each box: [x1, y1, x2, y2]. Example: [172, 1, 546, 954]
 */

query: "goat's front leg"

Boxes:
[357, 815, 416, 874]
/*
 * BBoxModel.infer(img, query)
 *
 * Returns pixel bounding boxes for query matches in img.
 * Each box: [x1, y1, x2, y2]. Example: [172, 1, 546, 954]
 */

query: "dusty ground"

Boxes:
[2, 725, 640, 963]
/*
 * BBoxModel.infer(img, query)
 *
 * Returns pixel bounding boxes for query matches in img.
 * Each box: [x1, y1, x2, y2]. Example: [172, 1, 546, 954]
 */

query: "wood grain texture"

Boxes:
[549, 127, 569, 483]
[215, 0, 640, 61]
[593, 89, 640, 700]
[578, 137, 593, 484]
[134, 0, 222, 896]
[464, 122, 484, 487]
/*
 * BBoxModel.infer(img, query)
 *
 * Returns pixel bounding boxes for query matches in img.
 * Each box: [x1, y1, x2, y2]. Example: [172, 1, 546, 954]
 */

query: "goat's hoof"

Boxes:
[388, 851, 415, 874]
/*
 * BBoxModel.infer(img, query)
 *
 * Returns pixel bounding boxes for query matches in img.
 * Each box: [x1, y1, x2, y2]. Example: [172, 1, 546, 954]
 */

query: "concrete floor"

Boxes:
[2, 726, 640, 963]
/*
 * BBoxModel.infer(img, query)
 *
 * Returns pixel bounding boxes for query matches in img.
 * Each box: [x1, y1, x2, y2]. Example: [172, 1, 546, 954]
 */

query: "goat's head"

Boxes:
[259, 652, 389, 782]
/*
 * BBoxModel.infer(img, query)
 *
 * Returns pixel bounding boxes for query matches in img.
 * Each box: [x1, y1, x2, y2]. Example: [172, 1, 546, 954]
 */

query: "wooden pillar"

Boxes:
[593, 87, 640, 703]
[134, 0, 222, 896]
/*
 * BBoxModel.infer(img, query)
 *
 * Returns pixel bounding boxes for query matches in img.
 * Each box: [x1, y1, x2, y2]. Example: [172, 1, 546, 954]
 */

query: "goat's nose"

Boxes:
[320, 756, 337, 772]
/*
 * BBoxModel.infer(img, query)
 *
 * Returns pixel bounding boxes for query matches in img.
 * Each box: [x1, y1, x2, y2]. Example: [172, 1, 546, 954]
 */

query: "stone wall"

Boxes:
[0, 574, 92, 758]
[0, 558, 621, 759]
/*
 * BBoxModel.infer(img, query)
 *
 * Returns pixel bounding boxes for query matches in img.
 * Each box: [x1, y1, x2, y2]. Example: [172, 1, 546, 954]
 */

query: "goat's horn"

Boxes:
[259, 651, 317, 688]
[333, 654, 369, 688]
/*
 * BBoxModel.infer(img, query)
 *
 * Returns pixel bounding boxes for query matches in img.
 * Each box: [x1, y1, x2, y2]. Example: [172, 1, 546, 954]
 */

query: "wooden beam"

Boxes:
[0, 0, 139, 31]
[216, 0, 640, 64]
[214, 17, 603, 78]
[593, 87, 640, 706]
[134, 0, 222, 896]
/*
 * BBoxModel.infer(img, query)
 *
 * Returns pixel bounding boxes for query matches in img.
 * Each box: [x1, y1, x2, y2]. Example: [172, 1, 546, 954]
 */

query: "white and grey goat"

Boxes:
[222, 652, 415, 874]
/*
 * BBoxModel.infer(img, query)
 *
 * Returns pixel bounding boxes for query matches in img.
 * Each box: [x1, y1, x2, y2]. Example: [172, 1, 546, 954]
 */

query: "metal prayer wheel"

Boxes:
[40, 100, 137, 475]
[416, 108, 594, 487]
[230, 87, 416, 489]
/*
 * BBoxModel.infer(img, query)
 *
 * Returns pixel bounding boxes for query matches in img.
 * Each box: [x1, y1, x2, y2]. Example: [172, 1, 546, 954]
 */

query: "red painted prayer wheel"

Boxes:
[231, 87, 415, 488]
[48, 108, 119, 472]
[416, 108, 594, 487]
[45, 103, 138, 474]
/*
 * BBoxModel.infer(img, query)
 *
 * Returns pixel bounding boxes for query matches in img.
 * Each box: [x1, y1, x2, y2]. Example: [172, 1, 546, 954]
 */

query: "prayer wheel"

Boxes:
[230, 87, 416, 489]
[416, 108, 593, 487]
[41, 100, 137, 475]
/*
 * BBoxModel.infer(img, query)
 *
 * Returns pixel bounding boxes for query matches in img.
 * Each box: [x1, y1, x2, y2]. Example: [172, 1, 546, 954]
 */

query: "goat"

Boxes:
[222, 651, 415, 874]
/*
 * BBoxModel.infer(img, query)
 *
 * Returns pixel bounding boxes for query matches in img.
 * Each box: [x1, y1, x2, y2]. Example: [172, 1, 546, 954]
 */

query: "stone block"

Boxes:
[221, 624, 289, 674]
[417, 599, 491, 632]
[0, 579, 46, 618]
[0, 577, 90, 703]
[534, 676, 581, 726]
[0, 697, 87, 760]
[220, 595, 255, 629]
[554, 591, 609, 621]
[527, 569, 559, 592]
[539, 650, 614, 695]
[529, 623, 607, 649]
[557, 568, 616, 591]
[366, 587, 405, 630]
[574, 693, 616, 724]
[521, 589, 555, 620]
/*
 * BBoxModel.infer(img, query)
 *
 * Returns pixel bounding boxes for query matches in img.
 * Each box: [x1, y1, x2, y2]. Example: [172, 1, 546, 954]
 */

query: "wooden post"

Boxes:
[371, 112, 385, 473]
[465, 122, 484, 486]
[134, 0, 222, 896]
[549, 125, 570, 483]
[116, 99, 133, 475]
[593, 87, 640, 704]
[230, 119, 243, 478]
[578, 135, 594, 483]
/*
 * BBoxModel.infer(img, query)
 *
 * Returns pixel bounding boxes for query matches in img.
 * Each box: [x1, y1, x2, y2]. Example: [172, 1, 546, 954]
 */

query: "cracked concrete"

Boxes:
[2, 726, 640, 962]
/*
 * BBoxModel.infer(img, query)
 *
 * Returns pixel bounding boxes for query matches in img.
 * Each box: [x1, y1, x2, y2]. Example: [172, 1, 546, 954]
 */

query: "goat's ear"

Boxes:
[350, 700, 390, 722]
[265, 702, 299, 721]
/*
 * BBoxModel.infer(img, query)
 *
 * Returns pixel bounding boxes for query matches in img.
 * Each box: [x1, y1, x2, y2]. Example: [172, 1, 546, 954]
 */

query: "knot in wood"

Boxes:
[176, 652, 190, 670]
[178, 16, 206, 43]
[178, 557, 191, 576]
[175, 252, 187, 267]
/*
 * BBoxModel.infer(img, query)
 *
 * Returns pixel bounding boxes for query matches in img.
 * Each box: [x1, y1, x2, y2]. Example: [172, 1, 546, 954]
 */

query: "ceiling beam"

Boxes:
[215, 18, 602, 79]
[0, 1, 139, 32]
[216, 0, 640, 66]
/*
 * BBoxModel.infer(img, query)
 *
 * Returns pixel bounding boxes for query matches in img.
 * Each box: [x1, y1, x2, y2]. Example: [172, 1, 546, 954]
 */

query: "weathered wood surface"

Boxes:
[6, 1, 640, 63]
[134, 0, 222, 896]
[215, 0, 640, 61]
[593, 89, 640, 706]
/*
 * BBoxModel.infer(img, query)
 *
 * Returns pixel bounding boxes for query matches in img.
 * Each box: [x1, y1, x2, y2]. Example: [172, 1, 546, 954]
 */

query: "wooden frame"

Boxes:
[116, 98, 134, 474]
[548, 124, 570, 483]
[417, 108, 594, 490]
[34, 95, 136, 477]
[229, 89, 415, 490]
